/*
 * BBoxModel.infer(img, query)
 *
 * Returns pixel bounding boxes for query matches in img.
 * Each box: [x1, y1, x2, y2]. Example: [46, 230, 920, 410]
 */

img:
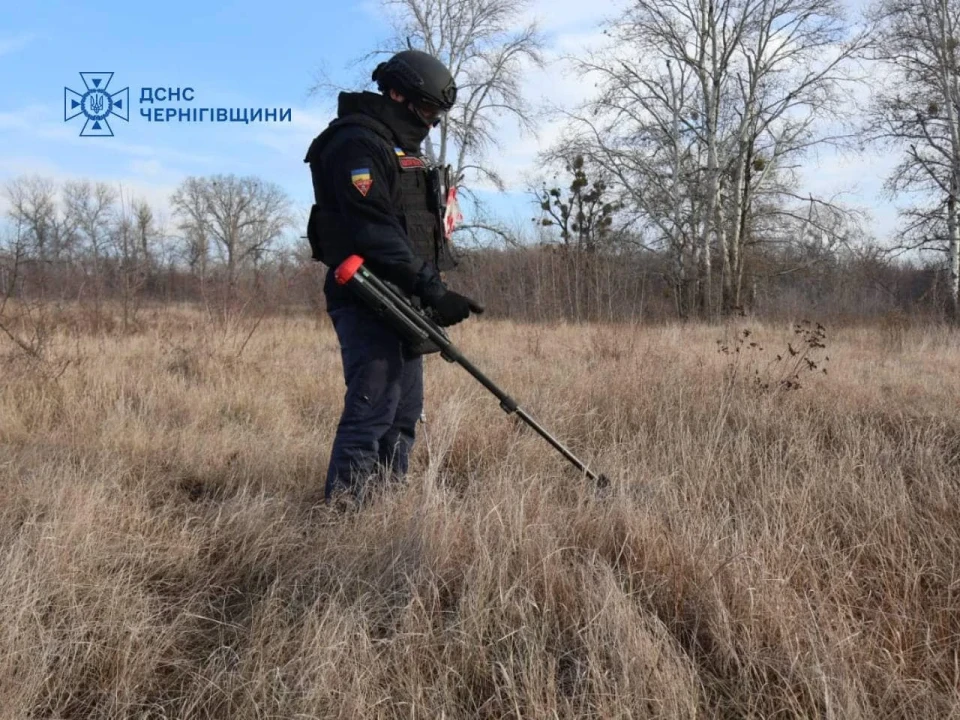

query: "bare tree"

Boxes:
[170, 175, 293, 294]
[561, 0, 868, 315]
[0, 211, 28, 309]
[110, 189, 160, 330]
[63, 180, 116, 322]
[0, 218, 50, 365]
[63, 180, 117, 263]
[3, 176, 56, 265]
[720, 0, 867, 312]
[3, 176, 81, 279]
[531, 154, 627, 320]
[865, 0, 960, 319]
[377, 0, 545, 191]
[0, 185, 74, 376]
[170, 177, 210, 281]
[534, 155, 623, 255]
[133, 198, 157, 271]
[552, 54, 707, 317]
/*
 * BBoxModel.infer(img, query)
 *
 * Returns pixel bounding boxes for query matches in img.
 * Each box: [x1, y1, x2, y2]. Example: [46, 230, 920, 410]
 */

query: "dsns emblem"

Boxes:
[64, 72, 129, 137]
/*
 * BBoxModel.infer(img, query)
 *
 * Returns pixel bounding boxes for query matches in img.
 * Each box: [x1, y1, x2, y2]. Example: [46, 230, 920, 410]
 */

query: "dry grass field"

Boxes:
[1, 304, 959, 719]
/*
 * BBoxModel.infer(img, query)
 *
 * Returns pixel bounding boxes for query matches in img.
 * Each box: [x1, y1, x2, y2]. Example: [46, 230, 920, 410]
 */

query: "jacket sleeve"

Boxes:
[324, 136, 445, 301]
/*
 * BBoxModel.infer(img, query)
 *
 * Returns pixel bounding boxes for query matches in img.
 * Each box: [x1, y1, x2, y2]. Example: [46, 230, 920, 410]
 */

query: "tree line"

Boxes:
[0, 170, 950, 328]
[368, 0, 960, 321]
[4, 0, 960, 327]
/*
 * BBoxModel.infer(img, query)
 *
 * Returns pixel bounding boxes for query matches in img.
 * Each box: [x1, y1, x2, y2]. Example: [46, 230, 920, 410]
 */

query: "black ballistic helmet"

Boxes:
[373, 50, 458, 111]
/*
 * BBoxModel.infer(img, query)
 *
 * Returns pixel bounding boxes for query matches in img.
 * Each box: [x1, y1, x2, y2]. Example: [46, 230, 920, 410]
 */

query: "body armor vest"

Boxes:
[307, 113, 456, 273]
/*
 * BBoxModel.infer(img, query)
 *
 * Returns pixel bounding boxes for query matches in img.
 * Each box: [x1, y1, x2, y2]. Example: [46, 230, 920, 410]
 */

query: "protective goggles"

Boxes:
[409, 100, 448, 127]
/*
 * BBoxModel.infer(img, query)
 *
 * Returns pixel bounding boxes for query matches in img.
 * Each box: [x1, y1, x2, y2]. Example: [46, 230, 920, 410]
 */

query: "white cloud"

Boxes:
[0, 156, 181, 232]
[459, 28, 608, 193]
[129, 159, 164, 177]
[464, 0, 908, 245]
[0, 104, 54, 134]
[0, 0, 899, 247]
[0, 32, 37, 58]
[0, 155, 64, 180]
[335, 0, 617, 194]
[0, 104, 229, 168]
[249, 105, 336, 158]
[797, 146, 901, 234]
[522, 0, 623, 34]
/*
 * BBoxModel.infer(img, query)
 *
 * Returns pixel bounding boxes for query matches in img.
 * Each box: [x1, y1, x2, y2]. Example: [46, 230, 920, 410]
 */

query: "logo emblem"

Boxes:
[64, 72, 129, 137]
[351, 168, 372, 197]
[399, 156, 425, 170]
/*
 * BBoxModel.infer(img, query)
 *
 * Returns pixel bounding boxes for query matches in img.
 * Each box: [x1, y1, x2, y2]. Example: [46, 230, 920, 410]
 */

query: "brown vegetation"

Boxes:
[1, 305, 959, 718]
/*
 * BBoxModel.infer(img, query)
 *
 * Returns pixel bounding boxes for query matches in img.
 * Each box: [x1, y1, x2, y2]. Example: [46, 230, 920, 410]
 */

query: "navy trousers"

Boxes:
[324, 303, 424, 502]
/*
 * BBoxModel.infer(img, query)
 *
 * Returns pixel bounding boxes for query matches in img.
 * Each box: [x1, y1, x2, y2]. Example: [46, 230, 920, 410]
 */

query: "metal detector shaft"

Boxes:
[334, 255, 609, 488]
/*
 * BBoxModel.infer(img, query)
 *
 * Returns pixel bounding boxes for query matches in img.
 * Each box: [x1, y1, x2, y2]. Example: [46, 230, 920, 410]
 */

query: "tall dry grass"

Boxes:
[1, 304, 959, 719]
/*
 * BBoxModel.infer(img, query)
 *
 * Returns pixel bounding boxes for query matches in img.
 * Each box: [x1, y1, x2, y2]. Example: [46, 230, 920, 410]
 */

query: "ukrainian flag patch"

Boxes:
[394, 147, 405, 156]
[351, 168, 372, 197]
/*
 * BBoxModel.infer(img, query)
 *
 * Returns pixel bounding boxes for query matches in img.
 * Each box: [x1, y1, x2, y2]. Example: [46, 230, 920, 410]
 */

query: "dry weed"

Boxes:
[0, 306, 958, 718]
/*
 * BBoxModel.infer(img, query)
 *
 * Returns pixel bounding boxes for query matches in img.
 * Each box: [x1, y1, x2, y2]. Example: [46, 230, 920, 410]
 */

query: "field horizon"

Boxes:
[1, 303, 958, 718]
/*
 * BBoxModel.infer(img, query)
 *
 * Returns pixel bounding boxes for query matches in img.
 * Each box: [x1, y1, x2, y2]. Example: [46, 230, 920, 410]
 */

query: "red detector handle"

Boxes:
[334, 255, 364, 285]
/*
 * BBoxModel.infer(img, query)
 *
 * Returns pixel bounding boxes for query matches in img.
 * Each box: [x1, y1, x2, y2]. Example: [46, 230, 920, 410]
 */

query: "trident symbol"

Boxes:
[90, 93, 104, 115]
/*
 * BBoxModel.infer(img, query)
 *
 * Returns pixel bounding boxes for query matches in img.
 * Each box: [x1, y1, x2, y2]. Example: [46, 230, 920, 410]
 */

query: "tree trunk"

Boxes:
[718, 182, 732, 315]
[227, 239, 237, 302]
[694, 0, 719, 319]
[736, 149, 755, 311]
[676, 246, 688, 320]
[699, 205, 714, 317]
[725, 142, 751, 314]
[949, 190, 960, 320]
[934, 0, 960, 320]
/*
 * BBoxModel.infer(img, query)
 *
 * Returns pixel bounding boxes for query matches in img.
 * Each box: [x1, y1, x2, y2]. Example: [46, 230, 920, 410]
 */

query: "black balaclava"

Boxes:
[337, 91, 431, 153]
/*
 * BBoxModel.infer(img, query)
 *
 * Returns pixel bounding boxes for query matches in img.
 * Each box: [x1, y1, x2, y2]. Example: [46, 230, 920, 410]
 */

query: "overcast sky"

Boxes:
[0, 0, 901, 247]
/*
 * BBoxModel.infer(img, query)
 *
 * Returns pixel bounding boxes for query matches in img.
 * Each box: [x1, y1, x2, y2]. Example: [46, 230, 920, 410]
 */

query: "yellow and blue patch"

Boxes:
[394, 147, 405, 156]
[351, 168, 372, 197]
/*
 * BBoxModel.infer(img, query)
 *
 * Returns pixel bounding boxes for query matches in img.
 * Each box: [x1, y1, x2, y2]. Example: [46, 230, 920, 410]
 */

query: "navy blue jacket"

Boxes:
[305, 92, 446, 310]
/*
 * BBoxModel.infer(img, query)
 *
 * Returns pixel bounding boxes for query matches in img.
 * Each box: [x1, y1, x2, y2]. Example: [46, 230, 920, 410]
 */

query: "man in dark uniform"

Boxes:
[304, 49, 483, 506]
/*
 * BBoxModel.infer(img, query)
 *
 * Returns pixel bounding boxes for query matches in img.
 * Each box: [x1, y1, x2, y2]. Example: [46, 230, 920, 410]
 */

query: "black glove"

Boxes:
[427, 289, 484, 327]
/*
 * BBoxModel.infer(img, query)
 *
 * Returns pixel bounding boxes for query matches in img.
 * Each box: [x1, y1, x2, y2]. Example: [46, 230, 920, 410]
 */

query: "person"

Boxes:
[304, 49, 483, 507]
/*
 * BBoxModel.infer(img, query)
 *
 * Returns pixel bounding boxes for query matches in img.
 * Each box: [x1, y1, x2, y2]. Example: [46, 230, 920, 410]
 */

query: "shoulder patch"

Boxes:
[398, 155, 426, 171]
[394, 147, 406, 156]
[351, 168, 372, 197]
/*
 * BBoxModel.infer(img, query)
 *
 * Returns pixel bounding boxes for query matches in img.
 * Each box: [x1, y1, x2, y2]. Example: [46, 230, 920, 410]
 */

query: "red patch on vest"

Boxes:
[352, 178, 372, 196]
[399, 156, 426, 170]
